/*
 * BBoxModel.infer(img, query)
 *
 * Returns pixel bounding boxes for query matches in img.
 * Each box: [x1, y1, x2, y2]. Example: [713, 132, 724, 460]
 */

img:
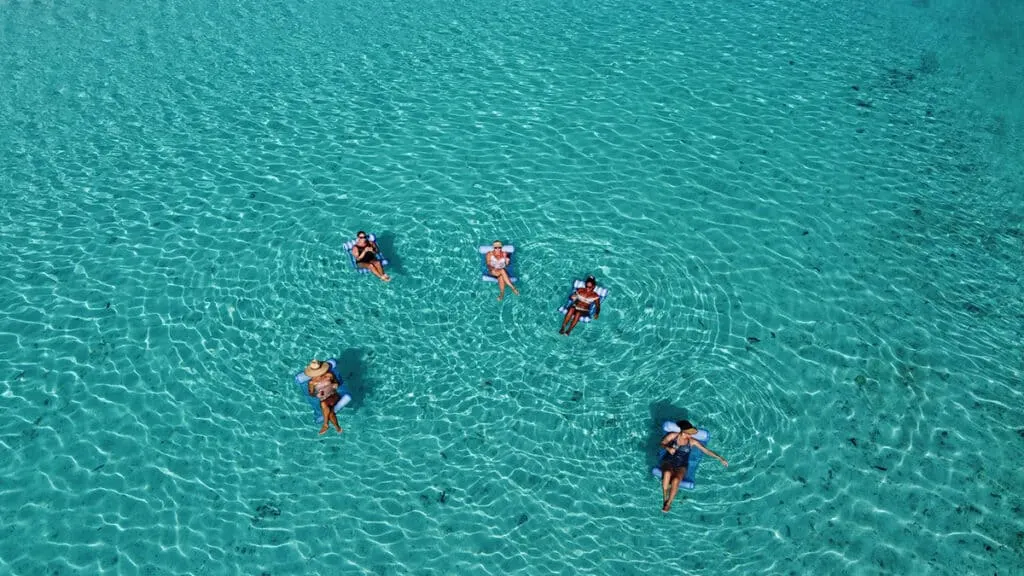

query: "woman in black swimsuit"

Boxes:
[659, 420, 728, 512]
[350, 231, 390, 282]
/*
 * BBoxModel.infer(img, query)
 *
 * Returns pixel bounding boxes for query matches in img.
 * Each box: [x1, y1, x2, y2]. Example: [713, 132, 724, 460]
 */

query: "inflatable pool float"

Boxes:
[478, 244, 517, 283]
[293, 358, 351, 424]
[343, 233, 389, 273]
[650, 421, 711, 490]
[557, 279, 608, 323]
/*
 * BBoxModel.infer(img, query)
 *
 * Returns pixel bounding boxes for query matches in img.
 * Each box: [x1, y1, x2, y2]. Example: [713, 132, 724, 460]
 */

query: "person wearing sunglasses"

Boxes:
[559, 276, 601, 335]
[485, 240, 519, 300]
[350, 231, 390, 282]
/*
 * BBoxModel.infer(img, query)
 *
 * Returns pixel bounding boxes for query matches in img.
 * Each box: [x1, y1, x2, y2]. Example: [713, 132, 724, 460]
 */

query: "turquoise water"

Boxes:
[1, 0, 1022, 573]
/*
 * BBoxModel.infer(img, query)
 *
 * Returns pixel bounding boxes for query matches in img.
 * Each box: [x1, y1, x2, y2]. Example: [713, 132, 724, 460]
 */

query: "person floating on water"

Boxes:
[559, 275, 601, 336]
[485, 240, 519, 301]
[658, 420, 727, 512]
[305, 359, 344, 435]
[350, 231, 390, 282]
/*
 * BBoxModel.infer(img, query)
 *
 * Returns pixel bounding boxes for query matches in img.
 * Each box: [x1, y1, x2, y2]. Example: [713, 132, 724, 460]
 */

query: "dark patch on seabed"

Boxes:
[963, 302, 984, 315]
[918, 51, 940, 75]
[251, 502, 281, 525]
[884, 68, 916, 91]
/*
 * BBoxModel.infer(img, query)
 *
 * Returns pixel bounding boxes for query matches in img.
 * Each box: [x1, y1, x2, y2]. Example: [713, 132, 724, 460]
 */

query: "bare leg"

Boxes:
[370, 261, 390, 282]
[318, 401, 332, 435]
[560, 309, 577, 334]
[497, 274, 507, 300]
[327, 408, 343, 433]
[664, 467, 687, 512]
[501, 271, 519, 296]
[565, 312, 583, 335]
[660, 468, 672, 509]
[358, 262, 387, 281]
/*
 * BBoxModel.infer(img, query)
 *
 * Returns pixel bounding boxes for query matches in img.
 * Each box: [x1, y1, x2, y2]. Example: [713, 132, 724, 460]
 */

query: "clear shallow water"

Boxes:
[1, 0, 1022, 574]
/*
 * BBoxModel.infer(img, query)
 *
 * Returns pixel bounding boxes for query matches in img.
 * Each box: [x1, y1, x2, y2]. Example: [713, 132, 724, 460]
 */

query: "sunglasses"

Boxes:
[357, 234, 367, 239]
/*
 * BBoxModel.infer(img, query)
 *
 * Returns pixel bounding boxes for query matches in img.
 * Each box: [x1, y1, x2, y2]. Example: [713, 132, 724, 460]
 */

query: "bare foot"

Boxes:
[662, 501, 671, 513]
[497, 293, 504, 301]
[511, 287, 520, 296]
[319, 424, 330, 435]
[335, 426, 343, 434]
[383, 275, 391, 282]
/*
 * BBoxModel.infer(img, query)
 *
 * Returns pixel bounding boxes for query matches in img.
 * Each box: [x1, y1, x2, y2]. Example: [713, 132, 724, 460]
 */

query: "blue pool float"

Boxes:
[651, 421, 711, 490]
[293, 359, 351, 424]
[557, 279, 608, 323]
[343, 233, 389, 273]
[478, 244, 517, 283]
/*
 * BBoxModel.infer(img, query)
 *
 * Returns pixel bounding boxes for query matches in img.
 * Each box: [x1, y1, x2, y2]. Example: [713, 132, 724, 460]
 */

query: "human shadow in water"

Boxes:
[373, 231, 403, 275]
[643, 401, 691, 470]
[337, 348, 372, 410]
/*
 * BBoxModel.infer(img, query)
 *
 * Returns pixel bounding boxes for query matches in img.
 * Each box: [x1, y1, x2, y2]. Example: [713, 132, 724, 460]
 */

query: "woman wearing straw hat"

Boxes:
[305, 359, 343, 435]
[659, 420, 727, 512]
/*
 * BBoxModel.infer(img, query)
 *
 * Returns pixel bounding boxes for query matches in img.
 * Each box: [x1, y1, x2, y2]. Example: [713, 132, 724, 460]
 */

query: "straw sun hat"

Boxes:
[304, 359, 330, 378]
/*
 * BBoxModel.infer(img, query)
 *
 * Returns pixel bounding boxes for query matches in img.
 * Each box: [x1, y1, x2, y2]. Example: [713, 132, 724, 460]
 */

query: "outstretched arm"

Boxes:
[695, 442, 728, 466]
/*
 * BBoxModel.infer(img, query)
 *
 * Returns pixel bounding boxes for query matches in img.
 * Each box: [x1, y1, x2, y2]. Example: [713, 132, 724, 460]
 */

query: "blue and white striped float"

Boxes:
[343, 233, 389, 273]
[557, 279, 608, 323]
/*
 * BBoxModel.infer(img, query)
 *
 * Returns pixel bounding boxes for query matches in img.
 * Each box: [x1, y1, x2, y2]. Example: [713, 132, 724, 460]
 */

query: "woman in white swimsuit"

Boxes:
[486, 240, 519, 301]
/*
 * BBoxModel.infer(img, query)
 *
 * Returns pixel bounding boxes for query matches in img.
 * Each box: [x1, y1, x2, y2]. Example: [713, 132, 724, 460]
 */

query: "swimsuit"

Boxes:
[356, 242, 377, 263]
[573, 290, 599, 314]
[488, 252, 507, 270]
[313, 375, 339, 400]
[662, 438, 692, 470]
